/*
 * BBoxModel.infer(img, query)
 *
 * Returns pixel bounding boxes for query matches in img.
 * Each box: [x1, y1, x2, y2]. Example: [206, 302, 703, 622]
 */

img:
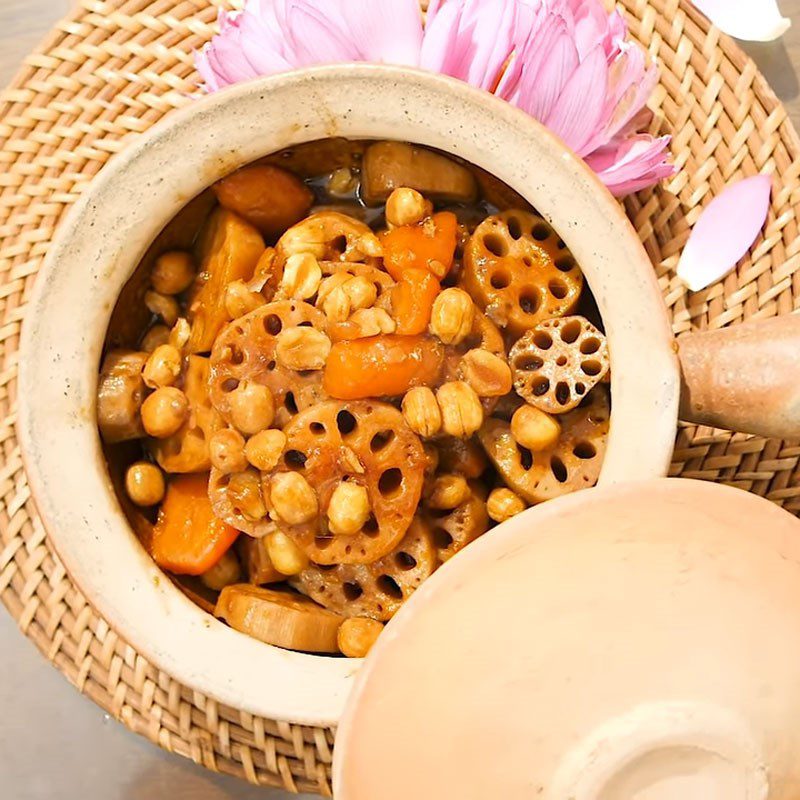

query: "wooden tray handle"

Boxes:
[678, 315, 800, 439]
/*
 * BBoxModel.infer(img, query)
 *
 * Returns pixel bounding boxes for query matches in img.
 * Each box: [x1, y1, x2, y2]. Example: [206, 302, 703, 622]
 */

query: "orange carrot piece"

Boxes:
[381, 211, 458, 281]
[323, 335, 444, 400]
[151, 473, 239, 576]
[392, 269, 441, 335]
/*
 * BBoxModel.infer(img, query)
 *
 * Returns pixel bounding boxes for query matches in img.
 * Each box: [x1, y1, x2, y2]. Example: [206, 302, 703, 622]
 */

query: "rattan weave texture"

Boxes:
[0, 0, 798, 795]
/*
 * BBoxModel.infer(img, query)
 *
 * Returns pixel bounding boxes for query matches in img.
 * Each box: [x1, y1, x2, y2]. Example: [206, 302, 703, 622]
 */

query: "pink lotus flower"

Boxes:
[196, 0, 674, 197]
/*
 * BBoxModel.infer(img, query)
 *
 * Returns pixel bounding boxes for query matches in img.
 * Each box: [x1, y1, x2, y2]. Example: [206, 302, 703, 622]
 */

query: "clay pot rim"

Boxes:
[16, 64, 679, 725]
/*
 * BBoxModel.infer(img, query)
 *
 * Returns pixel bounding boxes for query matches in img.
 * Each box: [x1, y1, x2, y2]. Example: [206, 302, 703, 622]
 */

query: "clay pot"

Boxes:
[335, 479, 800, 799]
[15, 65, 799, 726]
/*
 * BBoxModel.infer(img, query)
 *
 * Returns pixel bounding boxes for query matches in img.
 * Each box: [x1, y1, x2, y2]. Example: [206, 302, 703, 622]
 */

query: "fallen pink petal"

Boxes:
[691, 0, 791, 42]
[195, 0, 675, 198]
[676, 175, 772, 292]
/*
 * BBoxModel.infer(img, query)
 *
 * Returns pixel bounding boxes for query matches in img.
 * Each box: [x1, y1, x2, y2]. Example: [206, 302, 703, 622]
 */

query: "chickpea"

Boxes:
[342, 275, 377, 311]
[225, 279, 265, 319]
[168, 318, 191, 351]
[322, 284, 351, 322]
[245, 429, 286, 472]
[275, 326, 331, 371]
[401, 387, 442, 438]
[228, 381, 275, 435]
[228, 470, 268, 521]
[141, 387, 189, 438]
[385, 187, 430, 228]
[144, 290, 180, 327]
[201, 549, 241, 591]
[279, 253, 322, 300]
[459, 348, 513, 397]
[511, 405, 561, 451]
[142, 344, 182, 389]
[349, 308, 396, 337]
[265, 530, 308, 576]
[209, 428, 248, 474]
[269, 472, 318, 525]
[327, 167, 358, 196]
[141, 324, 170, 352]
[429, 288, 474, 345]
[487, 487, 526, 523]
[316, 273, 350, 307]
[338, 617, 384, 658]
[151, 251, 195, 295]
[327, 481, 371, 536]
[124, 461, 165, 506]
[436, 381, 483, 438]
[427, 474, 470, 510]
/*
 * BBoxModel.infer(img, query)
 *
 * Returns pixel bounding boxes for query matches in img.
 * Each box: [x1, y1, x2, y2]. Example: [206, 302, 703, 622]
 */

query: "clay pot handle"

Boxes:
[678, 315, 800, 438]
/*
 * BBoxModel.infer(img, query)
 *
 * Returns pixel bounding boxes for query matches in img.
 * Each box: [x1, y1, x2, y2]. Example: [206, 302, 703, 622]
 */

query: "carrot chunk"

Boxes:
[381, 211, 458, 281]
[151, 473, 238, 576]
[323, 335, 443, 400]
[392, 269, 441, 335]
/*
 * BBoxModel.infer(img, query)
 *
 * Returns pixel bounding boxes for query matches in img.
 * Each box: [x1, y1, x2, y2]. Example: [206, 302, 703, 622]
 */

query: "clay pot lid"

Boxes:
[333, 479, 800, 800]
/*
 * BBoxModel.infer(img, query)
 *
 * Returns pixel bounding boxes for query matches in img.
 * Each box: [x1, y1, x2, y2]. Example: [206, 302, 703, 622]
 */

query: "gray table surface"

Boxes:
[1, 1, 799, 798]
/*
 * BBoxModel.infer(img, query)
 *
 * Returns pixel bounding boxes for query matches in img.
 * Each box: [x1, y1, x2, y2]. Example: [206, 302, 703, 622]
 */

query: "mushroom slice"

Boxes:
[361, 141, 478, 205]
[479, 387, 609, 505]
[97, 350, 149, 443]
[209, 300, 328, 428]
[293, 517, 436, 621]
[463, 210, 583, 336]
[215, 584, 342, 653]
[265, 401, 426, 566]
[510, 316, 610, 414]
[425, 484, 489, 563]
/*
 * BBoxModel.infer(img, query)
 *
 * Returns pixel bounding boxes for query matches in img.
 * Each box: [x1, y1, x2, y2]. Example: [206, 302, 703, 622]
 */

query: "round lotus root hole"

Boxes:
[479, 387, 610, 505]
[209, 300, 328, 428]
[292, 517, 436, 621]
[462, 210, 583, 336]
[510, 315, 609, 414]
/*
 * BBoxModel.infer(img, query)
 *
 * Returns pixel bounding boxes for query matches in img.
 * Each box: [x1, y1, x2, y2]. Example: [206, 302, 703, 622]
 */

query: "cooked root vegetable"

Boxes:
[323, 334, 443, 400]
[436, 436, 488, 479]
[381, 211, 458, 281]
[463, 210, 583, 336]
[186, 209, 265, 353]
[293, 517, 436, 621]
[276, 211, 381, 264]
[391, 269, 441, 335]
[151, 473, 239, 576]
[215, 585, 342, 653]
[266, 401, 426, 566]
[425, 485, 489, 562]
[97, 350, 149, 443]
[150, 356, 225, 473]
[478, 388, 609, 505]
[214, 164, 314, 240]
[361, 141, 477, 205]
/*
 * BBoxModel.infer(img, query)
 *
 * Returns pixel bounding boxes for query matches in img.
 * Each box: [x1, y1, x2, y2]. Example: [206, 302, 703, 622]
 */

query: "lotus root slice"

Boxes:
[209, 300, 328, 428]
[265, 400, 426, 565]
[462, 209, 583, 336]
[292, 517, 436, 621]
[510, 315, 609, 414]
[479, 387, 610, 505]
[425, 483, 489, 562]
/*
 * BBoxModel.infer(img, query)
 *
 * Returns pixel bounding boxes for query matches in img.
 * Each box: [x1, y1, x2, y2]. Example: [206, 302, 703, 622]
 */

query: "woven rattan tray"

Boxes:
[1, 0, 798, 795]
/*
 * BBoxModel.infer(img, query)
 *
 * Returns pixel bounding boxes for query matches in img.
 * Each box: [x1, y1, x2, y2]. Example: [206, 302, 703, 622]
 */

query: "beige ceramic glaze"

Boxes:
[18, 66, 680, 724]
[335, 479, 800, 800]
